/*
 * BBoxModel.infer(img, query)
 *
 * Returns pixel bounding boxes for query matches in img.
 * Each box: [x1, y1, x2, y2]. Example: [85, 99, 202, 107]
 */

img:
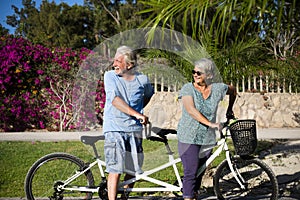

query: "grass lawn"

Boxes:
[0, 137, 273, 198]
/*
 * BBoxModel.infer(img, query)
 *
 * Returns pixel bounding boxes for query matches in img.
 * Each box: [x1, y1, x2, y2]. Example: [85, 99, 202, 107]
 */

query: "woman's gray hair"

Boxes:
[116, 46, 137, 68]
[194, 58, 215, 75]
[194, 58, 222, 83]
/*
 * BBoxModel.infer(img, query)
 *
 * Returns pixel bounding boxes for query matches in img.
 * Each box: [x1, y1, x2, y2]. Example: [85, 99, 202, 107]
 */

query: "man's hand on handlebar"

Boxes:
[136, 115, 149, 125]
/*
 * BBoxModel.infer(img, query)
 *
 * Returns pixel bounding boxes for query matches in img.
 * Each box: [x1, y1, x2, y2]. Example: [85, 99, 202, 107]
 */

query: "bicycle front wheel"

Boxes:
[25, 152, 95, 200]
[214, 157, 278, 200]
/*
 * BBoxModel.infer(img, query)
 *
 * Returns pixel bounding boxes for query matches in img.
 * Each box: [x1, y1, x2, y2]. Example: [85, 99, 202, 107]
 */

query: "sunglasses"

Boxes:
[192, 70, 203, 76]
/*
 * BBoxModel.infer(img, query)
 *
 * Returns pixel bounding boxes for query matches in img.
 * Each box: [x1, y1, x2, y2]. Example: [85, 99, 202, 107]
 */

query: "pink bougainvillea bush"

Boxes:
[0, 35, 106, 132]
[0, 36, 51, 131]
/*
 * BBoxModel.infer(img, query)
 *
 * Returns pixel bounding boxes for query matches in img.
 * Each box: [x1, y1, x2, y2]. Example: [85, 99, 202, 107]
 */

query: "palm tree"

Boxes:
[139, 0, 278, 45]
[139, 0, 299, 91]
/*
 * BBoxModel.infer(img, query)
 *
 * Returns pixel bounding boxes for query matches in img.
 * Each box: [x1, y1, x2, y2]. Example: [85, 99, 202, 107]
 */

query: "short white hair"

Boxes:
[116, 46, 137, 67]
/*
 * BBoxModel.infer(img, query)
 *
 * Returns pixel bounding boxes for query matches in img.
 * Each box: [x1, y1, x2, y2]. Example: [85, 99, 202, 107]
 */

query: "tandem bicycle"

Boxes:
[25, 118, 279, 200]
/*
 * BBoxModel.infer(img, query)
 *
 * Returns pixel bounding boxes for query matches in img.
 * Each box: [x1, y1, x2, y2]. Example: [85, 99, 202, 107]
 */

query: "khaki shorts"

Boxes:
[104, 131, 144, 174]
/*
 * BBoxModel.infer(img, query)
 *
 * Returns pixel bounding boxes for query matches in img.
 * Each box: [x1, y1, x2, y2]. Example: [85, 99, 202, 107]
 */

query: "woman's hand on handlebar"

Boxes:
[210, 122, 223, 131]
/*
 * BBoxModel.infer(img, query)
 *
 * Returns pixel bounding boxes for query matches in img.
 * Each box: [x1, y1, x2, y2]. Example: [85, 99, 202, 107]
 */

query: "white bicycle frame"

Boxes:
[58, 124, 246, 194]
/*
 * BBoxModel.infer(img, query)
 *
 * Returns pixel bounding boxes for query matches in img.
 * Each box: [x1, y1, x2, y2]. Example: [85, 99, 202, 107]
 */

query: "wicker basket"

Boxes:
[229, 120, 257, 156]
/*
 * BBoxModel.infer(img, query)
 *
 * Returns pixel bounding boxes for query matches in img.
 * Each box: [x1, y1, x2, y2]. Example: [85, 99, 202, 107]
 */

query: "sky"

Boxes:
[0, 0, 84, 34]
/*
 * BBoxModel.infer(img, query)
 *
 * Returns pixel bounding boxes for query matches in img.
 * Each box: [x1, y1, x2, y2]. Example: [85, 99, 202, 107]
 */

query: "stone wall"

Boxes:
[144, 92, 300, 129]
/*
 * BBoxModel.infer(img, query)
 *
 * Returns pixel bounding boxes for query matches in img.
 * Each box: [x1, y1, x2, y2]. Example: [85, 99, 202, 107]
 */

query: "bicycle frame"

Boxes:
[60, 140, 183, 193]
[121, 156, 182, 192]
[57, 124, 246, 195]
[57, 158, 106, 193]
[197, 136, 246, 190]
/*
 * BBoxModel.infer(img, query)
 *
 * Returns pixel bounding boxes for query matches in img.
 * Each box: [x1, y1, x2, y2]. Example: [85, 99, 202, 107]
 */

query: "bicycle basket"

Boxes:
[229, 120, 257, 156]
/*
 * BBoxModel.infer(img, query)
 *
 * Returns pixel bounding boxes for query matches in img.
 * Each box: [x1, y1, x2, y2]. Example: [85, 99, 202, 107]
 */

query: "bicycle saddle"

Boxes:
[81, 135, 105, 145]
[151, 127, 177, 137]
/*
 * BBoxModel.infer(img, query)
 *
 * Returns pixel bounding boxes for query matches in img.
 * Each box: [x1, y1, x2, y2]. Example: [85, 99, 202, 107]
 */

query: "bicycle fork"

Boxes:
[224, 144, 246, 190]
[197, 140, 247, 191]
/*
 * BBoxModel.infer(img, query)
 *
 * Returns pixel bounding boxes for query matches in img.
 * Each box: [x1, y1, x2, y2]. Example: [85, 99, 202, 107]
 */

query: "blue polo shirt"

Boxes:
[103, 70, 154, 133]
[177, 82, 228, 145]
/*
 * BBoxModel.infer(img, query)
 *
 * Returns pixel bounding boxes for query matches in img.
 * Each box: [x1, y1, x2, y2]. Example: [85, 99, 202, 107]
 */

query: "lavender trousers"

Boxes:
[178, 141, 211, 199]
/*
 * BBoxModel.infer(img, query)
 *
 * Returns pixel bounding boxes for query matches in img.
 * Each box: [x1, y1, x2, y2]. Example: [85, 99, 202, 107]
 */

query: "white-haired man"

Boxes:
[103, 46, 154, 200]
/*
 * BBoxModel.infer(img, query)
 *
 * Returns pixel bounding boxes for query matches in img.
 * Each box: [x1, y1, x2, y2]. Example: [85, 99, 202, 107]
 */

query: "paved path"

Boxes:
[0, 128, 299, 142]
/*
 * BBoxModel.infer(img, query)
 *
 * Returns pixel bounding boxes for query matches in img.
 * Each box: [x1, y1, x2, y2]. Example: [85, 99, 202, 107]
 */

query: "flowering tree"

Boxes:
[0, 36, 51, 131]
[72, 51, 108, 131]
[42, 47, 101, 131]
[0, 35, 106, 132]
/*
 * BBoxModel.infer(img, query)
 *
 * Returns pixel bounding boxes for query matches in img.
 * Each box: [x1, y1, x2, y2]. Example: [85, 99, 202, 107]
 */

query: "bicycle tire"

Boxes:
[25, 152, 95, 200]
[214, 157, 278, 200]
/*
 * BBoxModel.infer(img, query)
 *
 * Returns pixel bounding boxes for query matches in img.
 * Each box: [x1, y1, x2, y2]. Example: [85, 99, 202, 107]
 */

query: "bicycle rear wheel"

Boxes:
[214, 157, 278, 200]
[25, 153, 94, 200]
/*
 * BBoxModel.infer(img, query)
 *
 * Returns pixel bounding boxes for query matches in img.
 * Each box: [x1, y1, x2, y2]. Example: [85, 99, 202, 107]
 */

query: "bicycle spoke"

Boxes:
[214, 157, 278, 200]
[25, 153, 94, 200]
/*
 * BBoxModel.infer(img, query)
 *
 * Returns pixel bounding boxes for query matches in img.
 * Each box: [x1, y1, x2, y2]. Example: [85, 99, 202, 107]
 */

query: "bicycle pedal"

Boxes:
[197, 188, 207, 194]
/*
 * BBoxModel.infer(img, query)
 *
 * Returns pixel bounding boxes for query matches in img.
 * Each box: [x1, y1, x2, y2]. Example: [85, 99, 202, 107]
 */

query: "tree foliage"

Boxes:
[139, 0, 300, 85]
[5, 0, 149, 49]
[6, 0, 96, 49]
[0, 24, 9, 35]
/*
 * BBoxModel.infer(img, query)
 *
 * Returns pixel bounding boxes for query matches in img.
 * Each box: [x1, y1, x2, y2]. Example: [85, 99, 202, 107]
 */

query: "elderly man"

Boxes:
[103, 46, 154, 200]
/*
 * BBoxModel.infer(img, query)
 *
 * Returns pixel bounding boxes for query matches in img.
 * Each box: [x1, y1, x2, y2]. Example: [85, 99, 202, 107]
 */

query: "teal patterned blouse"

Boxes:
[177, 82, 228, 145]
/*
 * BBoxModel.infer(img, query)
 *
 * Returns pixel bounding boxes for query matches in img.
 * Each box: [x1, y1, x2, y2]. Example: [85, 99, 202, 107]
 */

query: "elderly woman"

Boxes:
[177, 58, 236, 200]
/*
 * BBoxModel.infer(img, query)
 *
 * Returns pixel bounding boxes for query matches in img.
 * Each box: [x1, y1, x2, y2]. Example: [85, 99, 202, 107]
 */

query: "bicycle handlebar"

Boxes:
[219, 116, 237, 139]
[143, 114, 236, 141]
[142, 122, 177, 144]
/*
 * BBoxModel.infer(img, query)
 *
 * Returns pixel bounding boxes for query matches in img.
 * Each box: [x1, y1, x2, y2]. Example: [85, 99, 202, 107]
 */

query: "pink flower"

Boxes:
[39, 121, 45, 129]
[37, 69, 44, 75]
[34, 78, 40, 85]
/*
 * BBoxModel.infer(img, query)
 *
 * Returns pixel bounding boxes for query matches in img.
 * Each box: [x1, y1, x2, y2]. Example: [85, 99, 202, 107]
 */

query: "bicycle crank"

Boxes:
[98, 179, 108, 200]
